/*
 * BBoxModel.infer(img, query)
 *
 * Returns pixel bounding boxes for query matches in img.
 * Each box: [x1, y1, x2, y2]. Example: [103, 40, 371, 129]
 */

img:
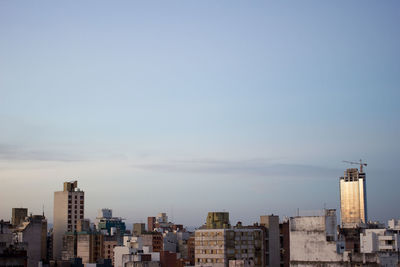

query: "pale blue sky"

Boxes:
[0, 1, 399, 227]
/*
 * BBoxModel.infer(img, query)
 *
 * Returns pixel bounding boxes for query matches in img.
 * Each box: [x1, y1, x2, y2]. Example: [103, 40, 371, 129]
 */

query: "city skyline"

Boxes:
[1, 1, 400, 227]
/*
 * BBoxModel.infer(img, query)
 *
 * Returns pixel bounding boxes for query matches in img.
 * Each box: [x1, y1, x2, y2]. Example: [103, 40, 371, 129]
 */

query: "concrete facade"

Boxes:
[15, 215, 47, 267]
[148, 217, 156, 232]
[133, 223, 145, 236]
[206, 212, 230, 229]
[53, 181, 84, 259]
[260, 215, 279, 267]
[360, 229, 400, 253]
[77, 232, 104, 264]
[195, 228, 264, 267]
[289, 209, 344, 266]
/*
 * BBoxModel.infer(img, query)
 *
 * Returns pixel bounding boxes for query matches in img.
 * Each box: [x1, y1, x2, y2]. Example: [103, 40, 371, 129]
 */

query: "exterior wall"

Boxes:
[12, 208, 28, 227]
[162, 232, 177, 253]
[125, 261, 160, 267]
[280, 221, 290, 267]
[206, 212, 230, 229]
[0, 221, 14, 248]
[195, 229, 227, 267]
[340, 168, 367, 226]
[20, 216, 47, 267]
[260, 215, 279, 267]
[61, 233, 76, 260]
[114, 246, 130, 267]
[76, 233, 103, 264]
[133, 223, 145, 236]
[148, 217, 156, 232]
[360, 229, 400, 253]
[53, 182, 84, 260]
[187, 236, 195, 265]
[77, 234, 91, 264]
[289, 211, 344, 265]
[103, 239, 118, 266]
[195, 228, 264, 267]
[160, 251, 177, 267]
[53, 191, 69, 259]
[151, 233, 163, 252]
[228, 260, 253, 267]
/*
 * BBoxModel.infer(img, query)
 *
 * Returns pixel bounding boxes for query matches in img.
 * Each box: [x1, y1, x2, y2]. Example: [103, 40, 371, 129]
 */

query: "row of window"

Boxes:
[68, 195, 84, 199]
[196, 248, 253, 254]
[68, 205, 84, 210]
[195, 240, 255, 246]
[197, 258, 224, 263]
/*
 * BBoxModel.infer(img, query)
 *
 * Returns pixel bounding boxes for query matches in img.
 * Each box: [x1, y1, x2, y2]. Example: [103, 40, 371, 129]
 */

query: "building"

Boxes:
[133, 223, 146, 236]
[206, 212, 230, 229]
[97, 209, 126, 238]
[289, 209, 345, 266]
[141, 233, 162, 252]
[103, 235, 118, 266]
[12, 208, 28, 227]
[148, 217, 156, 232]
[194, 228, 264, 267]
[360, 228, 400, 253]
[15, 215, 47, 267]
[1, 220, 28, 267]
[61, 219, 104, 264]
[187, 235, 195, 265]
[53, 181, 85, 259]
[76, 231, 104, 264]
[340, 168, 367, 227]
[260, 215, 280, 267]
[279, 220, 290, 267]
[114, 246, 160, 267]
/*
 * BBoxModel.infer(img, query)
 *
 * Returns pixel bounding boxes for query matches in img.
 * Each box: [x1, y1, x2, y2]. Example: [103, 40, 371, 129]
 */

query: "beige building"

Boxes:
[195, 228, 264, 267]
[103, 236, 118, 266]
[133, 223, 146, 236]
[53, 181, 85, 259]
[340, 168, 367, 227]
[77, 231, 104, 264]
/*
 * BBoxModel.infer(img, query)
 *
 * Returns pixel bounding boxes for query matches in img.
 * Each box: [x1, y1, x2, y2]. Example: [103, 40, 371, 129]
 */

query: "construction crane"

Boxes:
[342, 159, 368, 172]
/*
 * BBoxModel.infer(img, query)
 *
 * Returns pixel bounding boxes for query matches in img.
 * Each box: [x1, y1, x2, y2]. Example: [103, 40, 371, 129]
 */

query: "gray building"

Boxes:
[15, 215, 47, 267]
[260, 215, 280, 267]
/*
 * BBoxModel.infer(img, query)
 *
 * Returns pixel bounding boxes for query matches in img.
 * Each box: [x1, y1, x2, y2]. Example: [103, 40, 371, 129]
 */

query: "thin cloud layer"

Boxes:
[132, 158, 340, 179]
[0, 144, 84, 162]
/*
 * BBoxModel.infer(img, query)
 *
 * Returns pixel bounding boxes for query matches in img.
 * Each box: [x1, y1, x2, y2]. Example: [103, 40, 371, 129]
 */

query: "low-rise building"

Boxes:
[289, 209, 345, 266]
[195, 228, 264, 267]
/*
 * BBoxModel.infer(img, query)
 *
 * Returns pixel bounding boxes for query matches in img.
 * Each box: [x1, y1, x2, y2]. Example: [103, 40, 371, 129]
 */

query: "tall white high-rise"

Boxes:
[339, 168, 367, 227]
[53, 181, 84, 259]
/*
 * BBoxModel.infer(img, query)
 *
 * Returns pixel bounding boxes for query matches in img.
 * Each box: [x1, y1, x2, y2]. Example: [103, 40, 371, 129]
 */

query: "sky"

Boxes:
[0, 1, 399, 228]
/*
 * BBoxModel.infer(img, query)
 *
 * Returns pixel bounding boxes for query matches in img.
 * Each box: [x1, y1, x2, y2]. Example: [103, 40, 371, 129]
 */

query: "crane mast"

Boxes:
[342, 159, 367, 172]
